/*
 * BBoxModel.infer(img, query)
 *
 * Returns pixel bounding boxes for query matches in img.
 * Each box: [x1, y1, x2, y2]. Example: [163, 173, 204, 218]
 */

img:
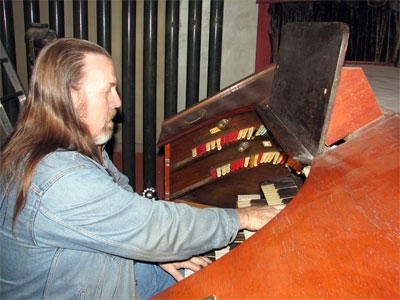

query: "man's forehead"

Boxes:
[83, 52, 113, 67]
[82, 52, 116, 82]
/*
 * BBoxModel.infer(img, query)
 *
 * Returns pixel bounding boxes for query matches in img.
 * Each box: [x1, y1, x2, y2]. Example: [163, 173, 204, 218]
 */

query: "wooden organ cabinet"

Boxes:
[155, 23, 399, 299]
[158, 65, 292, 208]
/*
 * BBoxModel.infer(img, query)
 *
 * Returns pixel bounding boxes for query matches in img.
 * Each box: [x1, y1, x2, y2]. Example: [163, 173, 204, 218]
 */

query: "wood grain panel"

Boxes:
[326, 67, 383, 145]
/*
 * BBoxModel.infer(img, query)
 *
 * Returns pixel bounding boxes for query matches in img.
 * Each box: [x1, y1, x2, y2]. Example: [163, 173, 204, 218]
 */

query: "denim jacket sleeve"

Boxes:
[32, 151, 240, 262]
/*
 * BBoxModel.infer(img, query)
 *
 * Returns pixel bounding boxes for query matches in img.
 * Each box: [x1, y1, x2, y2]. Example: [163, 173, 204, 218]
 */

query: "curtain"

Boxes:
[268, 0, 400, 66]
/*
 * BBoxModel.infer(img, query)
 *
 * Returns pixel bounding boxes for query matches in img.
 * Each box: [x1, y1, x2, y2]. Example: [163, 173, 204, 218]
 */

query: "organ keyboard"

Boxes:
[184, 194, 260, 278]
[185, 189, 296, 278]
[184, 231, 246, 278]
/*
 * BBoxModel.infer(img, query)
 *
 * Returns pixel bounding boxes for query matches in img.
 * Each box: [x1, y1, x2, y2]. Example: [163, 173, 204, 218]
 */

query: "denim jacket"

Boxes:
[0, 150, 239, 299]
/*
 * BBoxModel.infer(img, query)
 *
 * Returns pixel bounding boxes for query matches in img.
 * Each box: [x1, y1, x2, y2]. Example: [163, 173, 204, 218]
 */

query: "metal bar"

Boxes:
[122, 0, 136, 189]
[97, 0, 111, 53]
[164, 0, 179, 119]
[48, 0, 65, 38]
[73, 0, 88, 40]
[0, 42, 25, 103]
[23, 0, 40, 80]
[96, 0, 112, 159]
[186, 0, 202, 107]
[0, 0, 16, 73]
[207, 0, 224, 97]
[143, 0, 157, 190]
[0, 0, 19, 126]
[0, 102, 13, 137]
[0, 41, 23, 138]
[23, 0, 40, 31]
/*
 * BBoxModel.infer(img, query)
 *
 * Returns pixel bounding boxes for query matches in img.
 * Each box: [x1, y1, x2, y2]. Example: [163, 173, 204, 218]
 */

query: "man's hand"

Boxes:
[236, 205, 285, 231]
[159, 256, 212, 281]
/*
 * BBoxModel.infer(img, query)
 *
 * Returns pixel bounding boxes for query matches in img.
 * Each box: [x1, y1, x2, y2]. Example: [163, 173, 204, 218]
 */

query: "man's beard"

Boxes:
[94, 122, 114, 145]
[94, 109, 117, 145]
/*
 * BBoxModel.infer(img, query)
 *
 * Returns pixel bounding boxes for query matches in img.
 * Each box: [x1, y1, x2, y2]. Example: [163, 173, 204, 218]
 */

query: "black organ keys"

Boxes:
[260, 176, 299, 205]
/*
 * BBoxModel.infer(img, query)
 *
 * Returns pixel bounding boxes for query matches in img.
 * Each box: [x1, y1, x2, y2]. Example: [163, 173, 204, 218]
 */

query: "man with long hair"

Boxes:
[0, 38, 283, 299]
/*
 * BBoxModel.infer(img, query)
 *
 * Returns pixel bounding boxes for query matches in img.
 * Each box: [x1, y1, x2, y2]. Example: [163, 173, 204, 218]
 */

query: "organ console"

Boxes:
[154, 22, 399, 298]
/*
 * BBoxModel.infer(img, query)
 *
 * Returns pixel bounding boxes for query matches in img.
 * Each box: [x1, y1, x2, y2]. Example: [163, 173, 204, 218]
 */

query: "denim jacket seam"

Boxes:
[30, 182, 42, 196]
[40, 165, 87, 193]
[94, 255, 111, 299]
[43, 248, 63, 300]
[111, 259, 123, 300]
[28, 187, 42, 246]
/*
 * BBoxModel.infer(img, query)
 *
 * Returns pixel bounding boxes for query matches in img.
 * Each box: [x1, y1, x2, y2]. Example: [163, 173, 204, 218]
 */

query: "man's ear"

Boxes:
[70, 88, 85, 117]
[70, 88, 79, 107]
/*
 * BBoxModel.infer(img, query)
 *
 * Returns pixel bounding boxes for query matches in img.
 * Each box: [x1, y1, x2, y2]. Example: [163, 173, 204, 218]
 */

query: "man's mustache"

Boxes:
[109, 109, 118, 121]
[109, 108, 123, 124]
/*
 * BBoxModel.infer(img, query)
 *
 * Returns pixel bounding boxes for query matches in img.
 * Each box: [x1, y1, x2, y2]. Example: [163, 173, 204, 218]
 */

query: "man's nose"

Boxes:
[111, 92, 122, 108]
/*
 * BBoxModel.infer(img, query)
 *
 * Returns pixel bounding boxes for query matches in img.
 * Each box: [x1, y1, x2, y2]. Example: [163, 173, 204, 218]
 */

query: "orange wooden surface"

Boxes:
[151, 114, 400, 299]
[326, 67, 382, 145]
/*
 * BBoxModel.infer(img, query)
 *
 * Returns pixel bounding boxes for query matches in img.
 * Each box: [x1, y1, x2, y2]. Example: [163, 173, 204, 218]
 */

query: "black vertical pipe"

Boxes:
[73, 0, 88, 40]
[23, 0, 40, 31]
[48, 0, 65, 38]
[164, 0, 179, 119]
[97, 0, 112, 159]
[1, 1, 16, 68]
[186, 0, 202, 107]
[23, 0, 40, 80]
[143, 0, 157, 190]
[207, 0, 224, 97]
[97, 0, 111, 53]
[122, 0, 136, 189]
[0, 0, 19, 126]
